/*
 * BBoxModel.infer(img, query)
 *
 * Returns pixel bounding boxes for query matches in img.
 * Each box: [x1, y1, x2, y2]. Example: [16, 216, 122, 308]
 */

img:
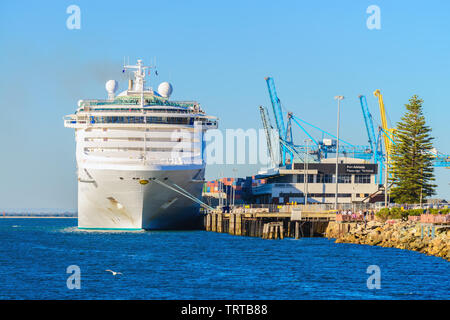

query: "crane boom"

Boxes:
[358, 95, 376, 153]
[265, 77, 288, 164]
[374, 89, 395, 162]
[359, 94, 384, 183]
[265, 77, 286, 140]
[259, 106, 276, 165]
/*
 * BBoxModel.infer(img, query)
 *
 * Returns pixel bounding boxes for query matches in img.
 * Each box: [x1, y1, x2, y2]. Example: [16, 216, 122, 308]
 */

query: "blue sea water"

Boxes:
[0, 218, 448, 300]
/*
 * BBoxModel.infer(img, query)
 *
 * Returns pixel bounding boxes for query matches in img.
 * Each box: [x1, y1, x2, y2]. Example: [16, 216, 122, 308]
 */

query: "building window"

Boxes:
[317, 174, 333, 183]
[296, 174, 313, 183]
[338, 174, 351, 184]
[273, 175, 293, 183]
[307, 193, 352, 198]
[355, 174, 371, 184]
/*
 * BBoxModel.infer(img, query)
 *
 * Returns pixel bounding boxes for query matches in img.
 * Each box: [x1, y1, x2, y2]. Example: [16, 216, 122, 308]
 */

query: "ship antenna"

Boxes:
[123, 59, 149, 107]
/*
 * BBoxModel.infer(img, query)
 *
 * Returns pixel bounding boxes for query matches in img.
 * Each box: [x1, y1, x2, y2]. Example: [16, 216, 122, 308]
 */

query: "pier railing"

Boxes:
[419, 214, 450, 224]
[335, 213, 376, 222]
[222, 203, 374, 214]
[335, 213, 450, 224]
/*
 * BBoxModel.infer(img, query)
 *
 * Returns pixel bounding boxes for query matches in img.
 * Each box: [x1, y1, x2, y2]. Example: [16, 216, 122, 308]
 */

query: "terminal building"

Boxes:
[252, 157, 381, 204]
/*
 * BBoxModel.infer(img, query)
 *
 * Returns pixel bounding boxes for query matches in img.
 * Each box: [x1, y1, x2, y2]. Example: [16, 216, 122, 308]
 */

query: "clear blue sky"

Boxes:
[0, 0, 449, 210]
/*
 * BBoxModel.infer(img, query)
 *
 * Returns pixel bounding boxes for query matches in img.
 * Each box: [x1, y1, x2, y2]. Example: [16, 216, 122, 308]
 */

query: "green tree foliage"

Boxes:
[389, 95, 436, 203]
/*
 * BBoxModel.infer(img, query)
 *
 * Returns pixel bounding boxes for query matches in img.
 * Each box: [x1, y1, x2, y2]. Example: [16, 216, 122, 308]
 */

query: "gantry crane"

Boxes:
[265, 77, 290, 164]
[264, 77, 372, 166]
[359, 94, 384, 183]
[259, 106, 276, 166]
[358, 95, 377, 155]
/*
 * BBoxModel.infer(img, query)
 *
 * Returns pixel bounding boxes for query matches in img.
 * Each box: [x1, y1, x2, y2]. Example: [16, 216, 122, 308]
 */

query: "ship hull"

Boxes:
[77, 165, 205, 230]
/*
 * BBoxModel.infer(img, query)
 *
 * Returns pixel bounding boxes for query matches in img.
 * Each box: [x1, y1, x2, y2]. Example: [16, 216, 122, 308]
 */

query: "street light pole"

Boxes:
[384, 161, 388, 208]
[334, 96, 344, 211]
[219, 171, 224, 207]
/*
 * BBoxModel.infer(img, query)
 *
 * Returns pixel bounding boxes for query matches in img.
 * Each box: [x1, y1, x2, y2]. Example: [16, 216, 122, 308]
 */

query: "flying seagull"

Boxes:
[105, 269, 122, 276]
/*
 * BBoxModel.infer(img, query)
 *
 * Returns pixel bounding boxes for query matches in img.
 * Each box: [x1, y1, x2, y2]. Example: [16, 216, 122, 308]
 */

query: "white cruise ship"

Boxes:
[64, 60, 218, 230]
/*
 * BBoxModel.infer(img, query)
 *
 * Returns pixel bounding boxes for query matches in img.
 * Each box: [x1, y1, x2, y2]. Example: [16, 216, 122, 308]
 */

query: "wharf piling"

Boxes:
[204, 206, 336, 240]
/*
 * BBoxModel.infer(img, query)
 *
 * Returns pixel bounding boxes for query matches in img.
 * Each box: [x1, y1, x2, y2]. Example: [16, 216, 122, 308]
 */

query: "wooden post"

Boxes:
[280, 224, 284, 240]
[206, 214, 211, 231]
[235, 214, 242, 236]
[258, 220, 262, 237]
[217, 214, 223, 233]
[295, 221, 300, 239]
[229, 214, 235, 235]
[211, 214, 217, 232]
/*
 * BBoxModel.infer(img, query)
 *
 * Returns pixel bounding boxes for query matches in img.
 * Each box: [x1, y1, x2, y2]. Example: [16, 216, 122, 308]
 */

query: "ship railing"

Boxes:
[80, 99, 197, 109]
[64, 117, 215, 127]
[80, 108, 195, 114]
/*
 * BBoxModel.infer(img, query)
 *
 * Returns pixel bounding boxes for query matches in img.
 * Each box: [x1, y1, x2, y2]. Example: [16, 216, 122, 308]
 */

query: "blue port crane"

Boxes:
[264, 77, 372, 166]
[265, 77, 293, 164]
[358, 95, 377, 154]
[259, 105, 276, 166]
[265, 77, 286, 140]
[359, 95, 384, 183]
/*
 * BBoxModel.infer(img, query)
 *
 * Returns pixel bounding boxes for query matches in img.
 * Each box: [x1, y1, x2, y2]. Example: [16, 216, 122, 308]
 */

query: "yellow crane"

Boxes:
[374, 89, 396, 207]
[374, 89, 396, 164]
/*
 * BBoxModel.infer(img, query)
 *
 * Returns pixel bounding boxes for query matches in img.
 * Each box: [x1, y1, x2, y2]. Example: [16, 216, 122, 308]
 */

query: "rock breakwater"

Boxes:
[325, 220, 449, 261]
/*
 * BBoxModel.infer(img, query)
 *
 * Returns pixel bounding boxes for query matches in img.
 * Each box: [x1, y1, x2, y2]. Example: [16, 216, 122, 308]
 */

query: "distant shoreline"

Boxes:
[0, 216, 77, 219]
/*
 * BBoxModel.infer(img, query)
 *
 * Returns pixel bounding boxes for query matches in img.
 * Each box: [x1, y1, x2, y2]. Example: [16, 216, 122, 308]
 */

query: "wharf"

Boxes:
[204, 205, 337, 240]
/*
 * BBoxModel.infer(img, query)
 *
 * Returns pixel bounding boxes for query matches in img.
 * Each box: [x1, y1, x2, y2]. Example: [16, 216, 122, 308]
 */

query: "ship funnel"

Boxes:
[128, 79, 134, 91]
